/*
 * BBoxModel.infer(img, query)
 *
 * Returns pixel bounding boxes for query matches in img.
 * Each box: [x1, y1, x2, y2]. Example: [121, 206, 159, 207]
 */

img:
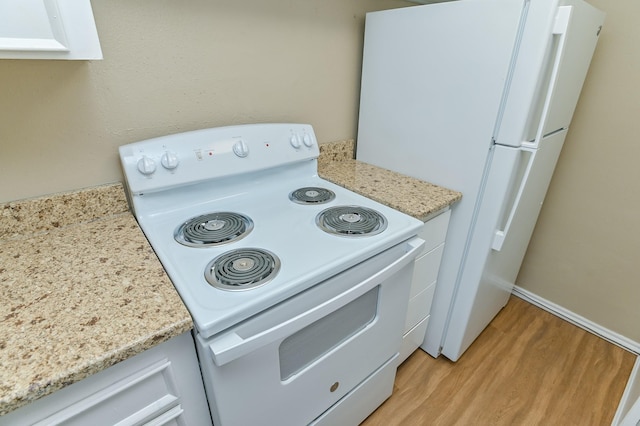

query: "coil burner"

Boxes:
[175, 212, 254, 247]
[316, 205, 388, 237]
[205, 248, 281, 291]
[289, 187, 336, 205]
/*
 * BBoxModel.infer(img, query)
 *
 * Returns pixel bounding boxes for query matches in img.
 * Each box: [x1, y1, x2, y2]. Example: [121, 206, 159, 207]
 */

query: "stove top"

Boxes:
[119, 124, 423, 338]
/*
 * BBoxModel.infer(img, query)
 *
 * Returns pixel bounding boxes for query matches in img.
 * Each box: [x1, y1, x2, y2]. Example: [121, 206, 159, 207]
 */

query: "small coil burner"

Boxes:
[205, 248, 281, 291]
[175, 212, 254, 247]
[289, 187, 336, 205]
[316, 205, 388, 237]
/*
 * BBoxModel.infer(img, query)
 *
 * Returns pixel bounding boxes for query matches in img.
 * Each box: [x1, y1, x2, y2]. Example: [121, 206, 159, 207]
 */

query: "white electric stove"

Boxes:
[119, 123, 424, 426]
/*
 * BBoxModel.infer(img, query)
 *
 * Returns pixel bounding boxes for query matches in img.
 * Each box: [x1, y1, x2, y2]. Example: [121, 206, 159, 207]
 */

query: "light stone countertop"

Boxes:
[0, 184, 192, 416]
[318, 140, 461, 221]
[0, 141, 460, 417]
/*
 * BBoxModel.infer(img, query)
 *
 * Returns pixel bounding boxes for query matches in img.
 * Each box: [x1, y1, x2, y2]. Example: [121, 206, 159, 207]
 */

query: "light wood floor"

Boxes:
[362, 296, 635, 426]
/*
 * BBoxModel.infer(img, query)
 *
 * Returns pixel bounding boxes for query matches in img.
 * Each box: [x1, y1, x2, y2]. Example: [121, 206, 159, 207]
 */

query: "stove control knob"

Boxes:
[302, 133, 314, 147]
[233, 140, 249, 158]
[136, 155, 156, 176]
[161, 151, 180, 170]
[290, 134, 301, 149]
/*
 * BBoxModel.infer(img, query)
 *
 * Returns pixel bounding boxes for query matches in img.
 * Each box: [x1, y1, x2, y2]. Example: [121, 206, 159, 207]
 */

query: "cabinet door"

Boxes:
[0, 333, 211, 426]
[400, 210, 450, 363]
[32, 359, 182, 426]
[614, 357, 640, 426]
[408, 209, 450, 302]
[0, 0, 102, 59]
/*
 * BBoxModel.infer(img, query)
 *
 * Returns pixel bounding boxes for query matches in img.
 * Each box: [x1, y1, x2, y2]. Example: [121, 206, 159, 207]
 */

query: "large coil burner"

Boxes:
[315, 205, 388, 237]
[174, 212, 254, 247]
[205, 248, 281, 291]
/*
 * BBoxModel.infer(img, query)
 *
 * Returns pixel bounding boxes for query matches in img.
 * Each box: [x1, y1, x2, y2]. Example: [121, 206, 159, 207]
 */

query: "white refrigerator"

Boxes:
[356, 0, 604, 361]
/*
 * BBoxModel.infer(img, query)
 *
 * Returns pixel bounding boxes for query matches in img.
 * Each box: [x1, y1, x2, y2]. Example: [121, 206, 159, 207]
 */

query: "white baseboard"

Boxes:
[512, 286, 640, 355]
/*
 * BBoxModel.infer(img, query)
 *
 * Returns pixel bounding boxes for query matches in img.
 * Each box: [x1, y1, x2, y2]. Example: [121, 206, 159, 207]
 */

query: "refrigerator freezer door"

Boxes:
[538, 1, 604, 138]
[495, 0, 605, 147]
[441, 130, 567, 361]
[356, 0, 526, 358]
[357, 0, 526, 189]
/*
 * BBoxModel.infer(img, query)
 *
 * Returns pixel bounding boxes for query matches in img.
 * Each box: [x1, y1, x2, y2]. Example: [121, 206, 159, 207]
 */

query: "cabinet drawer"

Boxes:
[417, 209, 451, 255]
[310, 354, 397, 426]
[405, 283, 436, 332]
[0, 332, 212, 426]
[34, 359, 180, 426]
[145, 405, 186, 426]
[399, 316, 430, 364]
[410, 243, 444, 298]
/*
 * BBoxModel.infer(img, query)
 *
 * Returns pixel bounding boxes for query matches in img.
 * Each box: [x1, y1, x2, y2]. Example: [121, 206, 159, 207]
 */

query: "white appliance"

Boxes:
[118, 123, 425, 425]
[356, 0, 604, 361]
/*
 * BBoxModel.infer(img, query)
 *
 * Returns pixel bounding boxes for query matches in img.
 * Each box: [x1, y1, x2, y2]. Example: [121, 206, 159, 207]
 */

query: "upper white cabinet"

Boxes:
[0, 0, 102, 60]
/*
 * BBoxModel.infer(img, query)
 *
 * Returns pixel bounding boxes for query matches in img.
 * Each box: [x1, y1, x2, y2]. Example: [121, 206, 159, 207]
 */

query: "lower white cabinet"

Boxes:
[399, 209, 451, 363]
[613, 357, 640, 426]
[0, 332, 211, 426]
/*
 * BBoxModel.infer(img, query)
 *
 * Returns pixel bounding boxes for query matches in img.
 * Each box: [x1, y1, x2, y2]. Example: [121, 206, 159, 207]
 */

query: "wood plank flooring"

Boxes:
[362, 296, 636, 426]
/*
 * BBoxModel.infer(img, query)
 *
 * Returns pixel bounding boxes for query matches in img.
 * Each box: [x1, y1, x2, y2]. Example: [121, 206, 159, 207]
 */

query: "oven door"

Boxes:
[195, 237, 423, 426]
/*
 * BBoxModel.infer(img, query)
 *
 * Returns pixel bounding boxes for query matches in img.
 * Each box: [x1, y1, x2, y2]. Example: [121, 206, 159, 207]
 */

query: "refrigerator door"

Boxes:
[537, 0, 604, 138]
[439, 1, 603, 359]
[357, 0, 526, 189]
[356, 0, 526, 357]
[441, 130, 567, 361]
[495, 0, 605, 147]
[440, 1, 604, 360]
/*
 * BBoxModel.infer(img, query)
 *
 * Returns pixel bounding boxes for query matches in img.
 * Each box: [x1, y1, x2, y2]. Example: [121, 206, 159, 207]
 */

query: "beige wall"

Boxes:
[0, 0, 405, 203]
[1, 0, 637, 345]
[517, 0, 640, 344]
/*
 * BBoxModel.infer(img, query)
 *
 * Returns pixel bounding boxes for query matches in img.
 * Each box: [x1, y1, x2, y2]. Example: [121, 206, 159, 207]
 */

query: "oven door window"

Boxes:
[279, 286, 379, 381]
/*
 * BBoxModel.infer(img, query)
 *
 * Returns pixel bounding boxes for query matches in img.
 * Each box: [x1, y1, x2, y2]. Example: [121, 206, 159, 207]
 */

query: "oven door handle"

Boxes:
[205, 237, 425, 367]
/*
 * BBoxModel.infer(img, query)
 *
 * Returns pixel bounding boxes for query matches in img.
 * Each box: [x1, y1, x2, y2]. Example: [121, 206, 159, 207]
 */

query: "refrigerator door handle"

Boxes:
[525, 5, 572, 150]
[491, 146, 537, 252]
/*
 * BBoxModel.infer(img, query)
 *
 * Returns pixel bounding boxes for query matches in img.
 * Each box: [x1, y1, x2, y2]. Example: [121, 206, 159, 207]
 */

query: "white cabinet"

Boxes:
[399, 209, 451, 363]
[613, 357, 640, 426]
[0, 332, 212, 426]
[0, 0, 102, 60]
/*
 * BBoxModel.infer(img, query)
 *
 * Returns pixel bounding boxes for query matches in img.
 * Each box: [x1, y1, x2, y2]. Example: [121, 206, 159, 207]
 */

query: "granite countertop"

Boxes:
[318, 140, 461, 221]
[0, 140, 460, 417]
[0, 184, 192, 416]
